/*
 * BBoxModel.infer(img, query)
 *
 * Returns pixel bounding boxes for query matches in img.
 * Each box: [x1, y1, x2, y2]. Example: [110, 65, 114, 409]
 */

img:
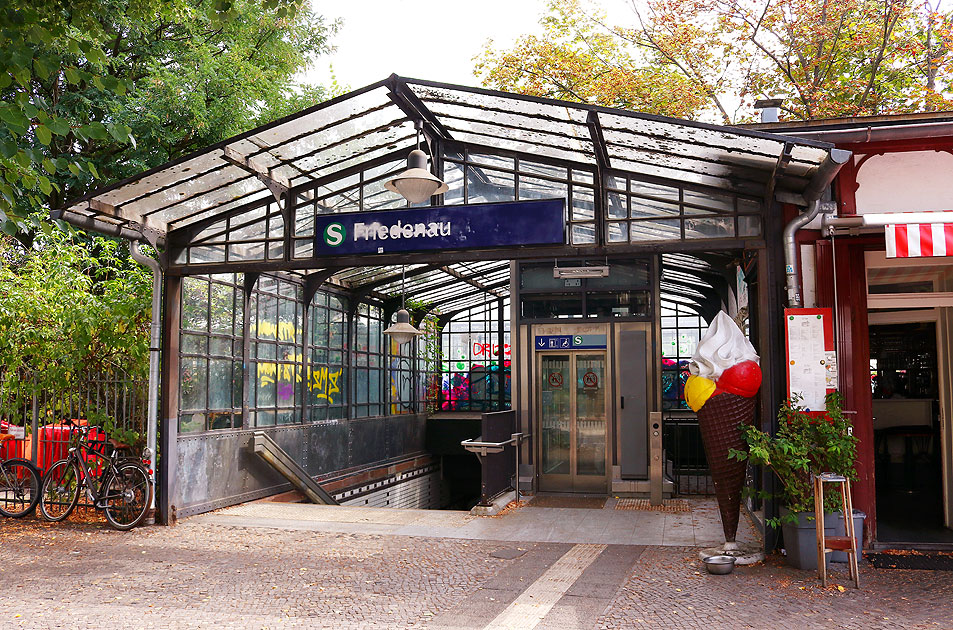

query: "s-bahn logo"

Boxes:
[323, 223, 345, 247]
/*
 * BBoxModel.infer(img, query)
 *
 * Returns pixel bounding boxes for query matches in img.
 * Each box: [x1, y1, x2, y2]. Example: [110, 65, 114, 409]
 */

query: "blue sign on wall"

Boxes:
[535, 335, 607, 351]
[313, 198, 564, 255]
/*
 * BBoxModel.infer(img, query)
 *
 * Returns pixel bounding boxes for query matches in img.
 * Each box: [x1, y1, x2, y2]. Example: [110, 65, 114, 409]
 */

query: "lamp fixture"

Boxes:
[383, 266, 423, 346]
[553, 265, 610, 279]
[384, 121, 449, 204]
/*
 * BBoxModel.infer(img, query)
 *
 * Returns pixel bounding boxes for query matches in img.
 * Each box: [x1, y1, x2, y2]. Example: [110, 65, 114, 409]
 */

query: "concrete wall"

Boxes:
[174, 413, 427, 518]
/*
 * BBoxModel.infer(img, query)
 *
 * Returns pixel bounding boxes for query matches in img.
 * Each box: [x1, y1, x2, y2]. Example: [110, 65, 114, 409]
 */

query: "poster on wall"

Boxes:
[784, 308, 836, 411]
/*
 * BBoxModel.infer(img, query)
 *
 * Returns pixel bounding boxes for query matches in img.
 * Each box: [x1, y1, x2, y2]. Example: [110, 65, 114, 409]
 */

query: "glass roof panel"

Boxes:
[62, 76, 836, 242]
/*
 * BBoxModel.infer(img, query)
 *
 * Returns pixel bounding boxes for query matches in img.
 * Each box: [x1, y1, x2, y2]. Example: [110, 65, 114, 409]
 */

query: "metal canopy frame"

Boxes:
[52, 74, 840, 315]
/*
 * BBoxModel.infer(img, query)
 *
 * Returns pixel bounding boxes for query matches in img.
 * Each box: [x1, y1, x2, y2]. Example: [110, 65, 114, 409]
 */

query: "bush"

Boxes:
[730, 392, 857, 526]
[0, 224, 150, 444]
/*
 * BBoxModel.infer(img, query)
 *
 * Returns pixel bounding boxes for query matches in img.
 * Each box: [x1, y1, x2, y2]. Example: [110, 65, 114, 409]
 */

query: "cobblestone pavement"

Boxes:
[2, 512, 952, 629]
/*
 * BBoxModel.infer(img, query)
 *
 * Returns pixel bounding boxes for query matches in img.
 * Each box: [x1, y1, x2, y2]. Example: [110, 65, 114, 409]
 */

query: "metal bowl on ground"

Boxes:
[703, 555, 737, 575]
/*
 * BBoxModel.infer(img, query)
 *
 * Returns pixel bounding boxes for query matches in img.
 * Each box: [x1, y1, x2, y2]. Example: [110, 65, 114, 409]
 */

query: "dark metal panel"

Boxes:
[619, 330, 648, 478]
[480, 410, 516, 504]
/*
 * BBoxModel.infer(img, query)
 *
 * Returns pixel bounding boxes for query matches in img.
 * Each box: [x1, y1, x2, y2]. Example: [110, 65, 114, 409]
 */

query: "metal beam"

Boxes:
[387, 74, 454, 142]
[437, 265, 506, 298]
[765, 142, 793, 204]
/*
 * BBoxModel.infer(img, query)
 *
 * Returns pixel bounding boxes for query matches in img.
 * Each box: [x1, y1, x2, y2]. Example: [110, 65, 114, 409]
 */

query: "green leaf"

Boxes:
[33, 58, 51, 80]
[35, 125, 52, 146]
[67, 162, 81, 176]
[64, 67, 80, 84]
[107, 123, 131, 143]
[67, 38, 80, 55]
[87, 162, 99, 178]
[37, 175, 52, 195]
[0, 104, 29, 129]
[83, 122, 109, 140]
[0, 138, 16, 159]
[47, 118, 70, 136]
[92, 75, 105, 91]
[0, 73, 11, 89]
[14, 67, 31, 87]
[42, 158, 56, 174]
[21, 173, 36, 189]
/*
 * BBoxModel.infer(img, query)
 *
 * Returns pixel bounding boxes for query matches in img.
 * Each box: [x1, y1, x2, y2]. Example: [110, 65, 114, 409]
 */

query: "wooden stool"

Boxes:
[814, 473, 860, 588]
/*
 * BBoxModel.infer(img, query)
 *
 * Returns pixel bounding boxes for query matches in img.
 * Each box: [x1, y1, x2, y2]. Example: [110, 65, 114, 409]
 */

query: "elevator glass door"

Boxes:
[538, 352, 608, 492]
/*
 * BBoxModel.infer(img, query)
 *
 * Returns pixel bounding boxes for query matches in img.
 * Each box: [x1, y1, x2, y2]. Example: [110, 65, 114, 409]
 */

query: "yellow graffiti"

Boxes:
[256, 360, 342, 404]
[256, 320, 299, 342]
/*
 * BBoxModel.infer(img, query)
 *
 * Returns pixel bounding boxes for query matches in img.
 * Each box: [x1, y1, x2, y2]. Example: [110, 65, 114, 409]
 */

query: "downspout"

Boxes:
[128, 239, 161, 523]
[782, 148, 852, 307]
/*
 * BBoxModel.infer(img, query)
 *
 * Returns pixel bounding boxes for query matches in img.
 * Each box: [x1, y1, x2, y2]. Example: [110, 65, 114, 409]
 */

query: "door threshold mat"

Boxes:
[529, 495, 607, 509]
[866, 551, 953, 570]
[615, 498, 691, 513]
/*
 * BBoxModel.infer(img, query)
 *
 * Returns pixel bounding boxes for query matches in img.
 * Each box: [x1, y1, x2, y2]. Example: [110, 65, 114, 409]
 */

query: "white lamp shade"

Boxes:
[384, 149, 449, 203]
[383, 308, 423, 346]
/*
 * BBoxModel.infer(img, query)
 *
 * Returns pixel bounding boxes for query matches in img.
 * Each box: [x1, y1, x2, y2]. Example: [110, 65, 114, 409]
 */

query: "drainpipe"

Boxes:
[128, 239, 161, 523]
[782, 148, 852, 307]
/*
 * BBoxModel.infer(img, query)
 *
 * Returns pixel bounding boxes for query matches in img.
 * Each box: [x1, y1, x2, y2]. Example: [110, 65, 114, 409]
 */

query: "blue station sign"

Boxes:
[535, 335, 607, 351]
[313, 198, 564, 255]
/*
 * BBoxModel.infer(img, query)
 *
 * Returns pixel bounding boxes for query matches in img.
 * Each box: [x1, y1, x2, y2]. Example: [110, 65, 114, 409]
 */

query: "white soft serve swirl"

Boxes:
[689, 311, 760, 381]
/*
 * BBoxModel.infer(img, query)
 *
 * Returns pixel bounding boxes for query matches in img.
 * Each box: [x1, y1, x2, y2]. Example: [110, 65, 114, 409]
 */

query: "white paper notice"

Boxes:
[787, 314, 828, 411]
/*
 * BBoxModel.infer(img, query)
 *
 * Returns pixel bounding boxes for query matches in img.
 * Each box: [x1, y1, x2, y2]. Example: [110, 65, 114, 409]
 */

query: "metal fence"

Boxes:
[663, 413, 714, 496]
[0, 370, 147, 508]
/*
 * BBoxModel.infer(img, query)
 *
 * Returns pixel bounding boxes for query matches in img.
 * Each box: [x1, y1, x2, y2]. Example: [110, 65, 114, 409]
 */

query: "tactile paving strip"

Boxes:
[614, 498, 691, 513]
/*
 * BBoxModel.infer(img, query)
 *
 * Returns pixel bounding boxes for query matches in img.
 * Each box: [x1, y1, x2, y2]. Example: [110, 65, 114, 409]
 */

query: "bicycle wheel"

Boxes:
[39, 459, 80, 522]
[0, 458, 41, 518]
[102, 461, 151, 531]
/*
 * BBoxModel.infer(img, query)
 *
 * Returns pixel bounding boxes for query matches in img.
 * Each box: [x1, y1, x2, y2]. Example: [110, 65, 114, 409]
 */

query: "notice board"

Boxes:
[784, 308, 836, 411]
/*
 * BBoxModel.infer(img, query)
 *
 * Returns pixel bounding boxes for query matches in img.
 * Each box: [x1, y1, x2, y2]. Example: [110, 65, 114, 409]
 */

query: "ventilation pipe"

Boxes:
[128, 239, 161, 523]
[782, 148, 851, 307]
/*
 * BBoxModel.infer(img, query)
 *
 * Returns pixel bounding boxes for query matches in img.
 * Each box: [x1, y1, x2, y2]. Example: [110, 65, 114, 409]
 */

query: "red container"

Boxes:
[36, 421, 106, 474]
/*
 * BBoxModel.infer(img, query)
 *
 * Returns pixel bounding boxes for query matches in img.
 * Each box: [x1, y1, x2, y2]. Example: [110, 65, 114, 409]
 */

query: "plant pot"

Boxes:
[779, 507, 836, 570]
[831, 509, 865, 563]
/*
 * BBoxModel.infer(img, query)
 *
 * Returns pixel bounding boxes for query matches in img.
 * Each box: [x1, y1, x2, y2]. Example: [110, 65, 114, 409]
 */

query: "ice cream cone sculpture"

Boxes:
[686, 311, 762, 544]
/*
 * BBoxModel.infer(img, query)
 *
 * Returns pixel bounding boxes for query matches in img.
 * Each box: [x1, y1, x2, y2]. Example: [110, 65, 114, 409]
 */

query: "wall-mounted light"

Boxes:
[553, 265, 610, 279]
[384, 121, 449, 204]
[383, 266, 423, 346]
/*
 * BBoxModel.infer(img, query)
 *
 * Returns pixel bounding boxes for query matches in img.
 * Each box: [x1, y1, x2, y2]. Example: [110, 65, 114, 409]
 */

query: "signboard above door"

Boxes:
[313, 199, 564, 256]
[535, 334, 607, 350]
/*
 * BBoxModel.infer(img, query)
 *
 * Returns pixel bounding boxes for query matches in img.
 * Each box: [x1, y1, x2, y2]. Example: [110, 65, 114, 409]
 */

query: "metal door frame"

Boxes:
[536, 350, 610, 493]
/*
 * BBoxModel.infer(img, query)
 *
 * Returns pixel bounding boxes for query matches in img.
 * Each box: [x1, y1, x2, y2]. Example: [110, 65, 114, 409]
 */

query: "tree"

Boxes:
[475, 0, 953, 122]
[0, 0, 335, 238]
[0, 226, 151, 428]
[474, 0, 709, 118]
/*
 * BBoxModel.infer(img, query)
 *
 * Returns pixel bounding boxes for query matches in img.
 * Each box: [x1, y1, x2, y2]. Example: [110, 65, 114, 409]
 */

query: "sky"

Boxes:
[304, 0, 634, 91]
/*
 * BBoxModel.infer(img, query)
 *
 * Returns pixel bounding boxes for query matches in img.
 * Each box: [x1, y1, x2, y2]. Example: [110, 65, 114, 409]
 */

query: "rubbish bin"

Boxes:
[832, 509, 865, 563]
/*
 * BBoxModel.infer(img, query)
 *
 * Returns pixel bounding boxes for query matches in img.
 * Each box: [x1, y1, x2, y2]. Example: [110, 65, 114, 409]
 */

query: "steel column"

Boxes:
[158, 274, 182, 524]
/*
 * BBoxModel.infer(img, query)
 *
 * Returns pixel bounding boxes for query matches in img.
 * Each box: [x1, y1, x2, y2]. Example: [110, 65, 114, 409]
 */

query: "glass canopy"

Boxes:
[54, 75, 839, 315]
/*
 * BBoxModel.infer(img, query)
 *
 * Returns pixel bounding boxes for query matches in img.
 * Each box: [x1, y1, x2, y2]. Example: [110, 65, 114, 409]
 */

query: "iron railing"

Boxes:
[663, 413, 714, 496]
[0, 370, 147, 508]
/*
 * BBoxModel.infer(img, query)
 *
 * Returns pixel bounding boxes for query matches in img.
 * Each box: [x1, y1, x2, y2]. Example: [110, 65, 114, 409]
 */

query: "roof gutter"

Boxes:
[781, 120, 953, 144]
[50, 209, 166, 248]
[782, 148, 852, 307]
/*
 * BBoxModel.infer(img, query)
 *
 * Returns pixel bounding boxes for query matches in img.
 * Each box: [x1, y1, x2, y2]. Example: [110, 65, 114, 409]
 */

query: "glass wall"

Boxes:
[179, 274, 245, 433]
[441, 300, 511, 412]
[307, 291, 348, 421]
[660, 300, 708, 411]
[249, 277, 302, 426]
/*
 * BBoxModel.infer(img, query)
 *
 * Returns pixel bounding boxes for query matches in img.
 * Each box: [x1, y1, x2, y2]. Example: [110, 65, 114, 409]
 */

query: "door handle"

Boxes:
[621, 396, 625, 409]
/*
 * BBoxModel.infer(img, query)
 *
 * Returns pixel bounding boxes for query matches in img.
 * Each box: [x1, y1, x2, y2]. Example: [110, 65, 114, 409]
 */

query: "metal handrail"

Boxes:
[461, 432, 531, 503]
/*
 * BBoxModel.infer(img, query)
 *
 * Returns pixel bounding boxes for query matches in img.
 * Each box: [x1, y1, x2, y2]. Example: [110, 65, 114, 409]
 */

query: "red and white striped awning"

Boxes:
[885, 223, 953, 258]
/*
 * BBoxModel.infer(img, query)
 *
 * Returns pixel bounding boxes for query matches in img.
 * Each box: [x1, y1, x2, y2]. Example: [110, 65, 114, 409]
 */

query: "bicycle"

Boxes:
[0, 433, 42, 518]
[39, 419, 152, 530]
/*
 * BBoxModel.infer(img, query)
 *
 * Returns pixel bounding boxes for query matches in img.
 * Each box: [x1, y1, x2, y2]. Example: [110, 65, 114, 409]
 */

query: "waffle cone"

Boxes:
[695, 392, 757, 543]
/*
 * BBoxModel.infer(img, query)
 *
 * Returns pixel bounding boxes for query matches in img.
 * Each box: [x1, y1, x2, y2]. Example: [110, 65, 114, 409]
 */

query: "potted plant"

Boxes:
[730, 392, 858, 569]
